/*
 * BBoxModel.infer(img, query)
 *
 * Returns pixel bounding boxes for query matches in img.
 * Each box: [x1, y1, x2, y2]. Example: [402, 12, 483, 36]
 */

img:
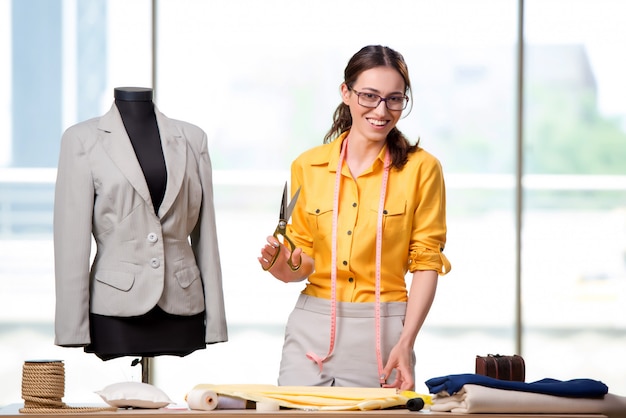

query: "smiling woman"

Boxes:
[257, 45, 450, 391]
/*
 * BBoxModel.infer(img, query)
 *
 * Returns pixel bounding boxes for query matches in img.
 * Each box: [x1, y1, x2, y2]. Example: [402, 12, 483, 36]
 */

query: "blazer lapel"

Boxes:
[155, 107, 187, 218]
[98, 104, 154, 209]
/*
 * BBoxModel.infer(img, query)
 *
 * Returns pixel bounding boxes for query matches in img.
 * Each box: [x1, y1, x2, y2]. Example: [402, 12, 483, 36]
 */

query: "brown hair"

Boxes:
[323, 45, 419, 169]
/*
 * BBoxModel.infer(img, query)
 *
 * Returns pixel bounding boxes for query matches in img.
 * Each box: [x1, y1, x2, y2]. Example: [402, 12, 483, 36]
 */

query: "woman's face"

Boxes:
[341, 66, 406, 144]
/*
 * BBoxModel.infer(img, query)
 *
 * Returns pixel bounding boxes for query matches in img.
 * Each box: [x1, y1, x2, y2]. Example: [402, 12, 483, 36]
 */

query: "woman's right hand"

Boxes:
[258, 235, 308, 282]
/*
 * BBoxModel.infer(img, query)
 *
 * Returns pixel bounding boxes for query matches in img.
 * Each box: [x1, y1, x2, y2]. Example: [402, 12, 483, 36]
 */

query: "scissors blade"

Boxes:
[279, 182, 288, 220]
[284, 186, 301, 221]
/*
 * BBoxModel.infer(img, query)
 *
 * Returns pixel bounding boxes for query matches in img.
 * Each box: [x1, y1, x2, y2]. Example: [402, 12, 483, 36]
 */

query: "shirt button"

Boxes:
[347, 230, 352, 235]
[348, 277, 354, 283]
[147, 232, 158, 243]
[150, 258, 160, 268]
[352, 202, 357, 207]
[342, 260, 348, 266]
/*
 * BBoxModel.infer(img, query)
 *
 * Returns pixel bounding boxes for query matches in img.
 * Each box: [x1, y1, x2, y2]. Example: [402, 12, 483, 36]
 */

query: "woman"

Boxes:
[258, 45, 450, 390]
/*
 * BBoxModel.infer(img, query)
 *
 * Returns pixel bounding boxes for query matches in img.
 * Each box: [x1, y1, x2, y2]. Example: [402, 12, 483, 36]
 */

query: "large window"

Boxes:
[522, 0, 626, 385]
[1, 0, 624, 407]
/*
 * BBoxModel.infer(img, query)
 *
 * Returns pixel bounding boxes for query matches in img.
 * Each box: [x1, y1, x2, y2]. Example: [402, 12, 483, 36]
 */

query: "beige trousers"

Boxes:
[278, 293, 413, 387]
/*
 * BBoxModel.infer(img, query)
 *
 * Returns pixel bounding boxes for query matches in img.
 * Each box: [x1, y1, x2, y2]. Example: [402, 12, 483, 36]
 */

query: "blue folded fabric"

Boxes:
[425, 373, 608, 398]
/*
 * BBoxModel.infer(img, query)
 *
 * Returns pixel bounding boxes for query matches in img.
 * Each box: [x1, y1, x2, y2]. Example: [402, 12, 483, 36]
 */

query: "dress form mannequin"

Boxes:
[84, 87, 206, 362]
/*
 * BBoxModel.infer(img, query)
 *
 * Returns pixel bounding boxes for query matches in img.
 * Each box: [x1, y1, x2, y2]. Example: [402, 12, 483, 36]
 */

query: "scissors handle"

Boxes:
[263, 229, 301, 272]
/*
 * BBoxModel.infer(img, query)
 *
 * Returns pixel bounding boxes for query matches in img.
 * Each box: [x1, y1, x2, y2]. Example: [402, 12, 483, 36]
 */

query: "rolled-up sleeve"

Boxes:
[408, 155, 451, 275]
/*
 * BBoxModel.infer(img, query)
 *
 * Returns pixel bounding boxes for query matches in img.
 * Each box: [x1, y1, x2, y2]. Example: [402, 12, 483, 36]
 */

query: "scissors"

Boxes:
[263, 182, 301, 272]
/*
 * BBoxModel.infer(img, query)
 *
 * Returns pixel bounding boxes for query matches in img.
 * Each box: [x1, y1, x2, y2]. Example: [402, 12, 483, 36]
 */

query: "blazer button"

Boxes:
[147, 232, 158, 243]
[150, 258, 160, 268]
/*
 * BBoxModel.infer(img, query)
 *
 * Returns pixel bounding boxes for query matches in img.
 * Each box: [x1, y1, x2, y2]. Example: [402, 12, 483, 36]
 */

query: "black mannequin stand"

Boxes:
[115, 87, 158, 385]
[131, 357, 153, 384]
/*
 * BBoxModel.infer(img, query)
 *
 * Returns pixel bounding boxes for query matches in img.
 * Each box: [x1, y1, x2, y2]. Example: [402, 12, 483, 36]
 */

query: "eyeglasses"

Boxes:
[349, 87, 408, 111]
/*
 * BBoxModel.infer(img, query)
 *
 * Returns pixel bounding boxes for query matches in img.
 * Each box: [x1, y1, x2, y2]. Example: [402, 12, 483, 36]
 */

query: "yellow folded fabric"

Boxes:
[190, 384, 432, 411]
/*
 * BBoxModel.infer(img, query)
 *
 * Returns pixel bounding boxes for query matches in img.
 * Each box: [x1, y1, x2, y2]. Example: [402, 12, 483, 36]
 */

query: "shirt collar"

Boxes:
[326, 130, 389, 173]
[326, 131, 349, 173]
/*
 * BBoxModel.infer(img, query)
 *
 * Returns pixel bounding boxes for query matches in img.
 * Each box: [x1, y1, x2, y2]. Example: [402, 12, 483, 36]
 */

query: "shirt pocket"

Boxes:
[371, 200, 408, 237]
[305, 203, 334, 241]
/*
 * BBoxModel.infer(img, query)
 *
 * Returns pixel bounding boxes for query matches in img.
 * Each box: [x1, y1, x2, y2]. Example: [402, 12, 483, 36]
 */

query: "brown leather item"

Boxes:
[475, 354, 525, 382]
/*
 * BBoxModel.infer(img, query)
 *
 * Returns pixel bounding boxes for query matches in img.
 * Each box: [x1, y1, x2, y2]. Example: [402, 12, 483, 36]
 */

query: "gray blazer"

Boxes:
[53, 104, 227, 346]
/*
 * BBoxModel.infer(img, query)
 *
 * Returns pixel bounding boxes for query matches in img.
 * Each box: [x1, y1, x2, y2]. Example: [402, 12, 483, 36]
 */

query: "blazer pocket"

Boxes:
[94, 270, 135, 292]
[175, 265, 201, 289]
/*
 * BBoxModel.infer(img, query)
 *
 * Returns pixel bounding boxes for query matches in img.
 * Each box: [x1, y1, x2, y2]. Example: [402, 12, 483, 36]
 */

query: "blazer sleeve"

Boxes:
[190, 131, 228, 344]
[53, 125, 95, 346]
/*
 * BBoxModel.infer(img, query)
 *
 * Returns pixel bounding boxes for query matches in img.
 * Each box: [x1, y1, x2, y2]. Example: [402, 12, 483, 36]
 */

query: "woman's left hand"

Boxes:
[381, 343, 415, 391]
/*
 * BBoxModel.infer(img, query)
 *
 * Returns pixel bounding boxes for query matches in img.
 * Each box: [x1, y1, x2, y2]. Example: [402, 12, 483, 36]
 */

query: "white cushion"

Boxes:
[95, 381, 173, 409]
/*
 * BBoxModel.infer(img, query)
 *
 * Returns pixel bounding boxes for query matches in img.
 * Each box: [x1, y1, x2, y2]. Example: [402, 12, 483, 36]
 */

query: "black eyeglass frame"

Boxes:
[348, 86, 409, 111]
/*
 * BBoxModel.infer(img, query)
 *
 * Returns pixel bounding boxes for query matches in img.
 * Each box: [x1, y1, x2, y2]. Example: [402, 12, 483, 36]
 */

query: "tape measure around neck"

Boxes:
[306, 137, 391, 385]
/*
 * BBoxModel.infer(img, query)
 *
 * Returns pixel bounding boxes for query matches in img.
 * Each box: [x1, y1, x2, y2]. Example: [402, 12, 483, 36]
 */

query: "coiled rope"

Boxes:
[20, 360, 115, 413]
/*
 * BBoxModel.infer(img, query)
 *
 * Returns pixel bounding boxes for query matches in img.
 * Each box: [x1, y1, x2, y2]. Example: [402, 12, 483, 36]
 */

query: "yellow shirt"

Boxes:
[289, 132, 451, 303]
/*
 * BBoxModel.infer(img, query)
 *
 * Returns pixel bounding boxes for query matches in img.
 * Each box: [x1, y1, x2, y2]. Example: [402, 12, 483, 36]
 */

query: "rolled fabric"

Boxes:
[256, 400, 280, 411]
[186, 388, 248, 411]
[189, 383, 415, 410]
[186, 388, 219, 411]
[217, 395, 248, 409]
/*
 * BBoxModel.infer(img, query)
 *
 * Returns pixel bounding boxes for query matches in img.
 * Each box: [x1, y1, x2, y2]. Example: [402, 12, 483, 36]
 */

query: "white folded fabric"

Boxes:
[431, 384, 626, 418]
